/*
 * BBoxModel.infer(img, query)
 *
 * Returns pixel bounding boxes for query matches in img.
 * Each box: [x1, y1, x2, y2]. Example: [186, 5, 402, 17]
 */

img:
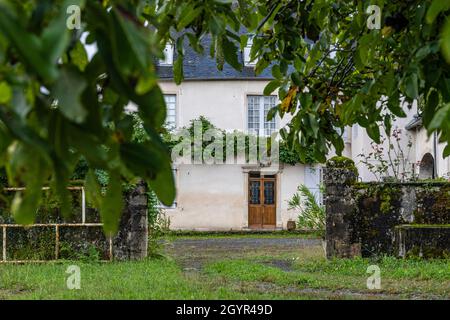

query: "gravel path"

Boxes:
[163, 237, 321, 271]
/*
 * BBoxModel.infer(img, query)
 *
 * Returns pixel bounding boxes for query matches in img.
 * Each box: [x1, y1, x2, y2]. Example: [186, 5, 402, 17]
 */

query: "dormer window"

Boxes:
[159, 43, 174, 66]
[243, 35, 257, 67]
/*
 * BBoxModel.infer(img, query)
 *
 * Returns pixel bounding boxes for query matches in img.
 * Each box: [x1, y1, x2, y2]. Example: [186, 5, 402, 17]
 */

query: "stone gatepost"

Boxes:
[113, 181, 148, 260]
[323, 157, 360, 259]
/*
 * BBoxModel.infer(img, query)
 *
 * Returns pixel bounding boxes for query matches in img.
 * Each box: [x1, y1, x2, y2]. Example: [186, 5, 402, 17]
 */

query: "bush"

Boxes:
[288, 184, 325, 235]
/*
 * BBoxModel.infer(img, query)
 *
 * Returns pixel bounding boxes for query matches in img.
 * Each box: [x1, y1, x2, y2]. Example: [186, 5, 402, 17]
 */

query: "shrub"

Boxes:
[288, 184, 325, 235]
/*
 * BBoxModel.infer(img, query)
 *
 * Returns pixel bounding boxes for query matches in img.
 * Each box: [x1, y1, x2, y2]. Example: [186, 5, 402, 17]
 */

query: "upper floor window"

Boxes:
[243, 35, 257, 67]
[159, 43, 174, 66]
[164, 94, 177, 128]
[247, 95, 277, 136]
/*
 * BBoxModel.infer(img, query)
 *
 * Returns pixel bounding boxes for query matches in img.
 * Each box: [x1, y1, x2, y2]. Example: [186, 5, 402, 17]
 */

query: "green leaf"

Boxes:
[426, 0, 450, 24]
[441, 18, 450, 64]
[136, 86, 167, 128]
[444, 144, 450, 158]
[53, 67, 88, 123]
[113, 8, 152, 70]
[148, 162, 175, 207]
[291, 72, 302, 86]
[174, 55, 184, 85]
[271, 65, 282, 79]
[387, 94, 406, 117]
[85, 169, 102, 209]
[120, 142, 164, 177]
[0, 81, 12, 104]
[136, 74, 157, 95]
[8, 143, 49, 224]
[222, 36, 242, 71]
[264, 80, 281, 96]
[209, 15, 226, 35]
[0, 6, 56, 81]
[424, 89, 440, 126]
[307, 113, 319, 138]
[177, 6, 203, 30]
[70, 41, 89, 72]
[404, 73, 419, 99]
[429, 103, 450, 131]
[124, 129, 175, 206]
[266, 107, 278, 121]
[100, 171, 124, 234]
[366, 124, 381, 143]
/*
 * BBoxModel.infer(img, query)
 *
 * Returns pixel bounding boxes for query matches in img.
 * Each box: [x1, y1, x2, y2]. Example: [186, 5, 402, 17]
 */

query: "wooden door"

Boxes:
[248, 175, 276, 229]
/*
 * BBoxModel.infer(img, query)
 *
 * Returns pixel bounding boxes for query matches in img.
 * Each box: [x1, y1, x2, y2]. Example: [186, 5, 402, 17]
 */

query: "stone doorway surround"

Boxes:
[242, 164, 283, 230]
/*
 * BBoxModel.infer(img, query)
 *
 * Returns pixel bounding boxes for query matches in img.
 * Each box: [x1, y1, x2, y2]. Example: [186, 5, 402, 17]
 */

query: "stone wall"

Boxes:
[113, 181, 148, 260]
[324, 157, 450, 259]
[0, 183, 148, 262]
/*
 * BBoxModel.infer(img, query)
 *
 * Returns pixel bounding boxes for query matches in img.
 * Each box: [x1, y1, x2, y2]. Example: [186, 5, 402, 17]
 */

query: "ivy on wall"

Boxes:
[136, 115, 316, 165]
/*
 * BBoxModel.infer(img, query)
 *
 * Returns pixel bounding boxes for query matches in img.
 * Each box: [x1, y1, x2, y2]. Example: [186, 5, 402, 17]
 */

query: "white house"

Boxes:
[155, 36, 449, 231]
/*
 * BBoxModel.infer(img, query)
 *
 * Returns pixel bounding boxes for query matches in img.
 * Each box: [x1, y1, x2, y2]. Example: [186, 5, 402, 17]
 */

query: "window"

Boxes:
[247, 95, 277, 136]
[243, 35, 257, 67]
[164, 94, 176, 128]
[159, 43, 174, 65]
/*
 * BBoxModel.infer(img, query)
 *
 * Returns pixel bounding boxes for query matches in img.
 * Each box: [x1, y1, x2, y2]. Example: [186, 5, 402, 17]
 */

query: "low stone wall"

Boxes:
[395, 225, 450, 258]
[324, 157, 450, 259]
[0, 183, 148, 262]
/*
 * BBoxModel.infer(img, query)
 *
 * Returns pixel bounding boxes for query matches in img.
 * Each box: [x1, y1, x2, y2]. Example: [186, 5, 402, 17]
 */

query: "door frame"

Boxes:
[247, 173, 277, 229]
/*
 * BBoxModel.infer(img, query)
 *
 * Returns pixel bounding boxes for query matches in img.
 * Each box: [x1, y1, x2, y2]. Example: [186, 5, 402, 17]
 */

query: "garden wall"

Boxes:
[324, 157, 450, 259]
[0, 182, 148, 262]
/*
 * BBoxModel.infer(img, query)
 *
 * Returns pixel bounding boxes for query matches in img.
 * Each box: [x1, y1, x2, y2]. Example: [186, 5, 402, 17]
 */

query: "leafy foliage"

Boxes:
[162, 116, 313, 165]
[288, 184, 325, 233]
[253, 0, 450, 163]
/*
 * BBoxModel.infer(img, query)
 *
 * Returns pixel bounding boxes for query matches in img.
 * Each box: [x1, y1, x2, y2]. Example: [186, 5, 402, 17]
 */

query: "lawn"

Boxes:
[0, 234, 448, 300]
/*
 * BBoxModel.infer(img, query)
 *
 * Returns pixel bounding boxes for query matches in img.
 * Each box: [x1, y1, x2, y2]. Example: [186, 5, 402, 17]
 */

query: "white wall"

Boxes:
[159, 80, 293, 131]
[165, 164, 306, 231]
[350, 102, 418, 181]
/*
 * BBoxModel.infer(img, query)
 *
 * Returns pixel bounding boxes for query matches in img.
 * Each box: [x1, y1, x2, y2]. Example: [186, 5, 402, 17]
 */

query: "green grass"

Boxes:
[0, 259, 294, 300]
[0, 258, 320, 300]
[204, 255, 450, 298]
[0, 236, 448, 300]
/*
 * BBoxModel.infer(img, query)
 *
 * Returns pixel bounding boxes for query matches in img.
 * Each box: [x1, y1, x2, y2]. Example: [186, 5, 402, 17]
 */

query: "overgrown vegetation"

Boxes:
[288, 184, 325, 235]
[158, 116, 315, 165]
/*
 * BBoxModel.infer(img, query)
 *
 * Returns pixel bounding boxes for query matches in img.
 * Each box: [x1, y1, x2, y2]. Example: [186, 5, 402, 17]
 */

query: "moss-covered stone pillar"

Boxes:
[324, 157, 360, 259]
[113, 181, 148, 260]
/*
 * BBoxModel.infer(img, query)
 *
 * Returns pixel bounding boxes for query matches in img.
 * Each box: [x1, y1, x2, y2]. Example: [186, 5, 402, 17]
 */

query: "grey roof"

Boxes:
[156, 34, 273, 80]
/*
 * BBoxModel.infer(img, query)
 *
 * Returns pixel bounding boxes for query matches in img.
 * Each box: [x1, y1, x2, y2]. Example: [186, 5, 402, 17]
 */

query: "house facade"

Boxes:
[156, 37, 450, 231]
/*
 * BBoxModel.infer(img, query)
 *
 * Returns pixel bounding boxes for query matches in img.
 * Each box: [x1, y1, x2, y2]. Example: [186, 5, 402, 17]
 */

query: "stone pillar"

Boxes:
[324, 157, 360, 259]
[113, 181, 148, 260]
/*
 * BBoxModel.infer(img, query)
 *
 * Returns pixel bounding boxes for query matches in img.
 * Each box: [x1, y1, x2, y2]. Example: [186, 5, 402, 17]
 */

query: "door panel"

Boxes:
[248, 176, 276, 229]
[262, 180, 276, 228]
[248, 179, 262, 227]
